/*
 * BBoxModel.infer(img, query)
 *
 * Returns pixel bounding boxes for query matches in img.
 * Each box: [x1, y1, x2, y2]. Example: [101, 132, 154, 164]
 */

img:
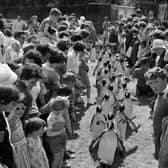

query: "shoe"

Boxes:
[62, 162, 71, 168]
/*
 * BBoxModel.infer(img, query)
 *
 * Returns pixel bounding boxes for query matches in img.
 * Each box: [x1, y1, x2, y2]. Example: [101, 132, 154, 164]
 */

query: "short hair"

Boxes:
[96, 105, 102, 113]
[0, 85, 20, 105]
[57, 86, 72, 96]
[23, 49, 42, 66]
[48, 49, 66, 64]
[24, 117, 46, 136]
[58, 25, 67, 32]
[73, 41, 86, 52]
[58, 31, 70, 39]
[70, 33, 83, 42]
[144, 67, 167, 80]
[79, 29, 90, 39]
[57, 39, 69, 52]
[23, 44, 35, 54]
[4, 29, 12, 37]
[19, 63, 42, 80]
[50, 8, 62, 16]
[36, 44, 50, 57]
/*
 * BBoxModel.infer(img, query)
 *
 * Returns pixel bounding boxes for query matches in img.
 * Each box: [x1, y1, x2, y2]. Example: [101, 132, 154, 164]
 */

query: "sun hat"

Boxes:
[151, 39, 166, 50]
[0, 63, 17, 85]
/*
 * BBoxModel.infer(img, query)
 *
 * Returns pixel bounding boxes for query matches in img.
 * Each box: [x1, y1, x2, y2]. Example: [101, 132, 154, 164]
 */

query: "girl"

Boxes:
[47, 96, 69, 168]
[25, 117, 49, 168]
[8, 102, 30, 168]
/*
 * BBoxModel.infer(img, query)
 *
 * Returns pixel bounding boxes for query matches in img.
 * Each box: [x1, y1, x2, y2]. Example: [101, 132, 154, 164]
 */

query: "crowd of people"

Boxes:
[0, 5, 168, 168]
[0, 7, 99, 168]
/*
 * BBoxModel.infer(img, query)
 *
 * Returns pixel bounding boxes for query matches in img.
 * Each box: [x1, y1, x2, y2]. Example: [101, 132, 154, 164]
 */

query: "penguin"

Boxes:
[90, 105, 106, 140]
[97, 119, 118, 166]
[102, 94, 113, 118]
[123, 92, 133, 119]
[115, 104, 127, 143]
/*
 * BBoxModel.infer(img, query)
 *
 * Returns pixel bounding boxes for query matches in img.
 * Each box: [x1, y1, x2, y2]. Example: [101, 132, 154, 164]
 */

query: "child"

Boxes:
[47, 96, 69, 168]
[90, 105, 106, 140]
[25, 117, 49, 168]
[7, 102, 31, 168]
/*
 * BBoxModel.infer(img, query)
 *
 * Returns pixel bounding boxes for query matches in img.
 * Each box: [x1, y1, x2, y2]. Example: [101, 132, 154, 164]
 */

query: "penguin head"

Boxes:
[119, 104, 125, 112]
[108, 111, 115, 120]
[96, 105, 102, 113]
[108, 121, 114, 130]
[102, 80, 107, 87]
[125, 92, 130, 98]
[104, 94, 110, 100]
[108, 84, 114, 91]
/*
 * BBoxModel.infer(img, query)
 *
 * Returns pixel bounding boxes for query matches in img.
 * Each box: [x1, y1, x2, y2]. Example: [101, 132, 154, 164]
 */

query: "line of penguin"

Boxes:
[89, 44, 140, 168]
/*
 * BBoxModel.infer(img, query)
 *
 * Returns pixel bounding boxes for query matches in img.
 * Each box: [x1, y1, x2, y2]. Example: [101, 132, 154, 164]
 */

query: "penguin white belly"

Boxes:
[92, 123, 105, 140]
[117, 120, 127, 142]
[98, 131, 118, 165]
[115, 113, 127, 142]
[91, 114, 106, 140]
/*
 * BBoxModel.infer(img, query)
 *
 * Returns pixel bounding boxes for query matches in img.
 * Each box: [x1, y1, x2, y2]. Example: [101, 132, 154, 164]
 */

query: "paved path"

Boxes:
[67, 62, 158, 168]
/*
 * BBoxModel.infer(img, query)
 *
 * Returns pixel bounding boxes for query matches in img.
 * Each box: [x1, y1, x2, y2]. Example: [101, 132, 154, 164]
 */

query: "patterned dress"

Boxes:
[27, 136, 49, 168]
[9, 118, 30, 168]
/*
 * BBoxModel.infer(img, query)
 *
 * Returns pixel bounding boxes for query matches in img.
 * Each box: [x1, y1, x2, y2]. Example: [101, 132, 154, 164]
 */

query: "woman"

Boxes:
[0, 85, 21, 168]
[38, 8, 61, 45]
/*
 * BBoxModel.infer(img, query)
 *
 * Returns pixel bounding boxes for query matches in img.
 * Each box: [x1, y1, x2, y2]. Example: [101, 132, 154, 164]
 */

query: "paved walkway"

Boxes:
[67, 62, 158, 168]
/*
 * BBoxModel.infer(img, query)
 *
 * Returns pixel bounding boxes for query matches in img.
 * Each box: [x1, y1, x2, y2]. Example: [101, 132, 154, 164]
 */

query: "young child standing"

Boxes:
[8, 102, 30, 168]
[46, 96, 68, 168]
[25, 117, 49, 168]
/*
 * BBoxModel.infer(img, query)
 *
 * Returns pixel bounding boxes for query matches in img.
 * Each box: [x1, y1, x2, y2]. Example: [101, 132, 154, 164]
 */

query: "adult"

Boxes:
[12, 15, 26, 36]
[102, 16, 110, 44]
[39, 8, 62, 44]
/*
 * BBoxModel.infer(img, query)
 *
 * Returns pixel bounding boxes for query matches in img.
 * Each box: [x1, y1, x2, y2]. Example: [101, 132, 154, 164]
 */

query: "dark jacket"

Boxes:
[16, 81, 33, 121]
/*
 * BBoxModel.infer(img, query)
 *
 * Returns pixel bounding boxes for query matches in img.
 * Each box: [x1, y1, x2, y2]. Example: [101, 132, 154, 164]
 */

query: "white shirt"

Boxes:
[66, 50, 80, 74]
[12, 20, 25, 34]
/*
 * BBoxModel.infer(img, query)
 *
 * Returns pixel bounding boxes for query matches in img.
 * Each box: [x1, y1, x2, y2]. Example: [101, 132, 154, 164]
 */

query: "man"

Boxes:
[12, 15, 26, 36]
[145, 67, 168, 160]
